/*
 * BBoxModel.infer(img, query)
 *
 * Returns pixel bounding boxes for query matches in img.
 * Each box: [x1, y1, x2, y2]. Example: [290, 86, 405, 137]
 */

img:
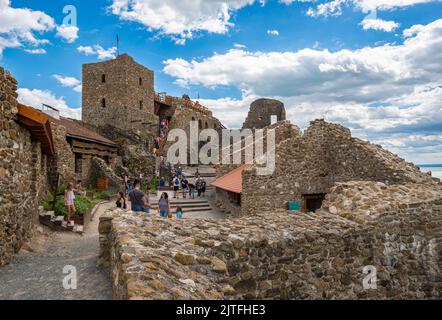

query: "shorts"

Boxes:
[132, 204, 150, 214]
[160, 210, 169, 217]
[174, 186, 179, 191]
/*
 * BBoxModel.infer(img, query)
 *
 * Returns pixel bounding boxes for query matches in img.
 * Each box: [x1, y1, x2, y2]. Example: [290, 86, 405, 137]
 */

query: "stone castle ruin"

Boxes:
[1, 53, 441, 299]
[95, 97, 442, 300]
[242, 98, 286, 129]
[0, 54, 223, 266]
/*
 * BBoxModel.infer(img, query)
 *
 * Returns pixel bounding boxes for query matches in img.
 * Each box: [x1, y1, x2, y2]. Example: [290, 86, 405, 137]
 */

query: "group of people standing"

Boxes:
[115, 176, 186, 219]
[171, 167, 207, 199]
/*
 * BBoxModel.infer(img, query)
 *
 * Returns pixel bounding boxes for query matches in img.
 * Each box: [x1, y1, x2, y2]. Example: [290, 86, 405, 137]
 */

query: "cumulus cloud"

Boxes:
[77, 45, 117, 60]
[0, 0, 54, 54]
[164, 19, 442, 163]
[17, 88, 81, 120]
[0, 0, 80, 55]
[360, 18, 400, 32]
[306, 0, 440, 16]
[53, 74, 82, 93]
[109, 0, 259, 44]
[56, 25, 79, 43]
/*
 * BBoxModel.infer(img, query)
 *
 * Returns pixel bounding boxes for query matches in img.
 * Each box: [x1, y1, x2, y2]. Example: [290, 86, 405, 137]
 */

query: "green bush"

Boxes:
[53, 195, 95, 216]
[95, 191, 114, 200]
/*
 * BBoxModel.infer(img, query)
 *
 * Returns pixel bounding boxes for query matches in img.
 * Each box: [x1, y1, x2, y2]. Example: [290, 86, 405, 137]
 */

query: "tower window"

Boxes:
[102, 74, 106, 83]
[139, 77, 142, 86]
[101, 98, 106, 108]
[139, 100, 143, 109]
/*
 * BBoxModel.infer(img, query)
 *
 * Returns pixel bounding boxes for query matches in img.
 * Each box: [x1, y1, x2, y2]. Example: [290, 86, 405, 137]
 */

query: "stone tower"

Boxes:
[82, 54, 158, 135]
[242, 98, 286, 129]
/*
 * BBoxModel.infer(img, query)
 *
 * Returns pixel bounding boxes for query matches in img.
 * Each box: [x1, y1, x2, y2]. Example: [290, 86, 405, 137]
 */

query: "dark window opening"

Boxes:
[75, 154, 82, 174]
[228, 191, 241, 206]
[205, 122, 208, 129]
[302, 194, 326, 213]
[139, 100, 143, 109]
[101, 98, 106, 108]
[139, 77, 142, 86]
[102, 74, 106, 83]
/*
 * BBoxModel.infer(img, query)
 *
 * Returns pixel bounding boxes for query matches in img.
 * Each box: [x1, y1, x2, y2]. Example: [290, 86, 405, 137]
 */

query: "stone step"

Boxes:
[52, 216, 65, 226]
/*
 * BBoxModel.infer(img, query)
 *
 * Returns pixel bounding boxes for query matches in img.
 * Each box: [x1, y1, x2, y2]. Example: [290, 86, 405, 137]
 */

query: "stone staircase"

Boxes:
[150, 198, 212, 213]
[38, 207, 84, 234]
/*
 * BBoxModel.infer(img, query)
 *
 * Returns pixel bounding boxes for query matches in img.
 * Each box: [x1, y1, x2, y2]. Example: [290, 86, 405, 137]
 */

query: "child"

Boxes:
[64, 182, 75, 224]
[176, 206, 184, 219]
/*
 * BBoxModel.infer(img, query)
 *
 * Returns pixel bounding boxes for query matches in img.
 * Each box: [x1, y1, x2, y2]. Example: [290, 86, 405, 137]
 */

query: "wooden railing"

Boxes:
[154, 92, 211, 116]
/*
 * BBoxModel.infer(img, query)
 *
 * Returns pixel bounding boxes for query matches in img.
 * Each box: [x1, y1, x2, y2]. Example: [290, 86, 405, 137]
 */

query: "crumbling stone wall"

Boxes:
[162, 103, 224, 162]
[98, 180, 441, 299]
[89, 157, 125, 192]
[0, 67, 48, 266]
[242, 98, 286, 129]
[47, 120, 76, 184]
[241, 119, 433, 215]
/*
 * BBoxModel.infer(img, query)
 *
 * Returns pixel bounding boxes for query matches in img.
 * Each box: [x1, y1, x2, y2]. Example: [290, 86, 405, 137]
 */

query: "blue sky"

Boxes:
[1, 0, 442, 164]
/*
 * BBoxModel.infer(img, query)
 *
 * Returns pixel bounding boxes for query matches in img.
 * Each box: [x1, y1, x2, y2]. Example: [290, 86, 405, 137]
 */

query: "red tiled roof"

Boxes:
[49, 116, 116, 146]
[210, 164, 252, 194]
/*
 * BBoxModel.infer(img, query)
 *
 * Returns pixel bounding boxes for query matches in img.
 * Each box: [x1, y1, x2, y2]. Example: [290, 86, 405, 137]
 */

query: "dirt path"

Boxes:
[0, 202, 114, 300]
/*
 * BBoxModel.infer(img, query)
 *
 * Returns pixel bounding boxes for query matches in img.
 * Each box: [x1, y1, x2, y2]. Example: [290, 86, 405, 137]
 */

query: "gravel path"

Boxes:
[0, 202, 114, 300]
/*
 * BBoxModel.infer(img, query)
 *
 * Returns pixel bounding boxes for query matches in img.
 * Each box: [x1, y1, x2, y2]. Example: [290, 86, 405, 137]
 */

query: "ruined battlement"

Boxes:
[241, 118, 433, 215]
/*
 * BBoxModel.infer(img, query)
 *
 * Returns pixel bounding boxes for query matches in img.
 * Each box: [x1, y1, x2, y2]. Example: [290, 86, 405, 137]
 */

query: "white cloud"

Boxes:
[306, 0, 441, 16]
[17, 88, 81, 120]
[0, 0, 80, 54]
[24, 48, 47, 54]
[53, 74, 82, 93]
[233, 43, 246, 49]
[0, 0, 54, 54]
[77, 45, 117, 60]
[164, 19, 442, 163]
[56, 25, 79, 43]
[360, 18, 400, 32]
[267, 29, 280, 36]
[109, 0, 259, 44]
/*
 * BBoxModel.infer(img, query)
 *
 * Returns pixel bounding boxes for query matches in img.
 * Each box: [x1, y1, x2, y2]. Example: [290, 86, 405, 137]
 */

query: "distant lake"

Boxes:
[418, 164, 442, 179]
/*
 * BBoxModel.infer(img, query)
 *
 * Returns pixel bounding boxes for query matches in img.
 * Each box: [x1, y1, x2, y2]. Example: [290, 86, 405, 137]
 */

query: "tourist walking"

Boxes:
[128, 179, 150, 213]
[173, 175, 180, 199]
[196, 178, 202, 197]
[188, 182, 195, 199]
[64, 182, 75, 224]
[116, 191, 127, 209]
[158, 192, 170, 218]
[201, 178, 207, 197]
[181, 176, 189, 199]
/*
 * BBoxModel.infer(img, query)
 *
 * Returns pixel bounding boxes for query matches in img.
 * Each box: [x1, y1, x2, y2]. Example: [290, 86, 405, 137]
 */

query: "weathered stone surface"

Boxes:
[241, 119, 435, 215]
[242, 98, 286, 129]
[0, 67, 49, 266]
[99, 181, 442, 299]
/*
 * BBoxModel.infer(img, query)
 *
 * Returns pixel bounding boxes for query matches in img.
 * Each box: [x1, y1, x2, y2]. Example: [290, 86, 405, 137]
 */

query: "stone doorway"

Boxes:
[302, 193, 326, 212]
